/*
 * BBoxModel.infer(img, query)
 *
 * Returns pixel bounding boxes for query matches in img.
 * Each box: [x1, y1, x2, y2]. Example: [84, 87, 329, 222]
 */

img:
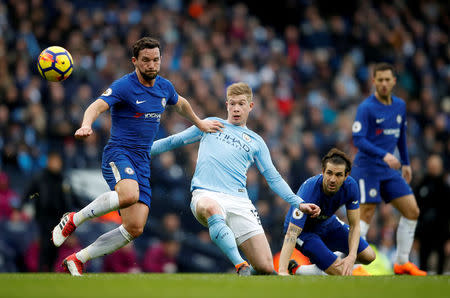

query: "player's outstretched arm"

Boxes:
[74, 99, 109, 140]
[279, 222, 302, 275]
[151, 125, 202, 156]
[174, 96, 223, 133]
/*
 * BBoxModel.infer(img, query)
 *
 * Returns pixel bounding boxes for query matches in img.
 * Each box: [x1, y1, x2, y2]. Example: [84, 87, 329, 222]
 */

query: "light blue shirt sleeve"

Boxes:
[150, 125, 203, 156]
[254, 140, 304, 208]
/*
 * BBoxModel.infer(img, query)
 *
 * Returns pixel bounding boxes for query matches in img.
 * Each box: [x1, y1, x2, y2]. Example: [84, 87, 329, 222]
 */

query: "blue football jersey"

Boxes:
[284, 174, 360, 232]
[352, 94, 409, 168]
[99, 72, 178, 150]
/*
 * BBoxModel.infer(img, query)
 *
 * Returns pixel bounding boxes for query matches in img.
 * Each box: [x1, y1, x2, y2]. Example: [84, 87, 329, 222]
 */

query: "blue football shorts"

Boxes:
[296, 216, 369, 271]
[101, 145, 152, 207]
[351, 165, 413, 204]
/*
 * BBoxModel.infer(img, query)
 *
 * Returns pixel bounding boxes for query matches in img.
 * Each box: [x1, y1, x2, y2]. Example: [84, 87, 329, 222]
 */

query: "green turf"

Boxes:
[0, 273, 449, 298]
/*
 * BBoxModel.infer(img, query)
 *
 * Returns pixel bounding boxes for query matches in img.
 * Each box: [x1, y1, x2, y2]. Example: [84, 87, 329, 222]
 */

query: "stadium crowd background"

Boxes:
[0, 0, 449, 274]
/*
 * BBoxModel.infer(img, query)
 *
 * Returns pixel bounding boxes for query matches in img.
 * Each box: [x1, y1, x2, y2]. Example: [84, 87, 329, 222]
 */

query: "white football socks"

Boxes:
[73, 191, 120, 226]
[76, 225, 133, 263]
[395, 216, 417, 264]
[360, 220, 369, 239]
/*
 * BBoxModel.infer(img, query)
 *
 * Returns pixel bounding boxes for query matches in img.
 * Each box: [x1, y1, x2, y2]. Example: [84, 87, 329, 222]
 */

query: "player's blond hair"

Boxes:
[226, 82, 253, 103]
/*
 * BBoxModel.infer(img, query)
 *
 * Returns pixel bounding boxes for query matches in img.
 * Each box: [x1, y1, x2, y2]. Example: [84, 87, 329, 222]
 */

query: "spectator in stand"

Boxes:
[142, 234, 180, 273]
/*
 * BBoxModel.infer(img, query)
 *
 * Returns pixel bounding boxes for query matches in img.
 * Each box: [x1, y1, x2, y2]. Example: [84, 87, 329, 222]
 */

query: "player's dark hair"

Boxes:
[321, 148, 352, 174]
[373, 62, 396, 77]
[132, 37, 161, 59]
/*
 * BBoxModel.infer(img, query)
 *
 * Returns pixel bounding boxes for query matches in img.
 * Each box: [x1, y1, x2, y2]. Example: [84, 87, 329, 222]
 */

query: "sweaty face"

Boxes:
[373, 70, 396, 101]
[226, 94, 253, 126]
[322, 162, 347, 196]
[133, 48, 161, 82]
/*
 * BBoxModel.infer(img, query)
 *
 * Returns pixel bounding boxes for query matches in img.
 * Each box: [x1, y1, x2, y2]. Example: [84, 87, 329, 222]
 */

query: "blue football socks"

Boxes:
[207, 214, 245, 266]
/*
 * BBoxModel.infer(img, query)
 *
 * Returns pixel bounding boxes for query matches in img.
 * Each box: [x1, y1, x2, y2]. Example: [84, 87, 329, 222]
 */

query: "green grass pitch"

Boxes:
[0, 273, 449, 298]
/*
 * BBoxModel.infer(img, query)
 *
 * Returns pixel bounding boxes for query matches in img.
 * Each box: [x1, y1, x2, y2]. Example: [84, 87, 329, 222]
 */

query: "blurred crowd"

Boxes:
[0, 0, 449, 273]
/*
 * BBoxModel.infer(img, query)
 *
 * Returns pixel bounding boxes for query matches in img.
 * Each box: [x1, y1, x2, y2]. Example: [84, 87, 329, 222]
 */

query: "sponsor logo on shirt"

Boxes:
[215, 132, 250, 152]
[133, 112, 161, 121]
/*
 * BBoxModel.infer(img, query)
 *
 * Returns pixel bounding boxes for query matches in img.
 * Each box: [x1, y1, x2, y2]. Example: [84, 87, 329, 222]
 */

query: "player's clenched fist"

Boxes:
[74, 126, 93, 139]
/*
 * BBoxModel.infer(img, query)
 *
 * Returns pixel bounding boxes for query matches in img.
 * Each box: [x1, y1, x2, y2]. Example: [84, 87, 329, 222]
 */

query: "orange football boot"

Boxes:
[394, 262, 427, 276]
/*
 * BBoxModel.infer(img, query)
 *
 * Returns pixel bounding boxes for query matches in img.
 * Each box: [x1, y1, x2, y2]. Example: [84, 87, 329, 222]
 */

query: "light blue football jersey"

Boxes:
[151, 117, 303, 207]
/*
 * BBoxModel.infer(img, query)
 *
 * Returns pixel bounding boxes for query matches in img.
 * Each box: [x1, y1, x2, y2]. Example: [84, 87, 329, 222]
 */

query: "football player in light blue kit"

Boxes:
[51, 37, 223, 276]
[278, 148, 375, 276]
[351, 62, 426, 275]
[151, 82, 321, 275]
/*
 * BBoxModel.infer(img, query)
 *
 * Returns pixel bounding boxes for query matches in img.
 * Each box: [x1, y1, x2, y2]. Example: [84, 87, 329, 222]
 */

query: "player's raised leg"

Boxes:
[52, 179, 138, 247]
[390, 194, 426, 276]
[63, 197, 148, 276]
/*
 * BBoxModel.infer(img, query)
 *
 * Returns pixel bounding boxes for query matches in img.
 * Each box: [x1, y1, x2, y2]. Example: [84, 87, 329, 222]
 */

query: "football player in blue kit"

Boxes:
[150, 82, 321, 275]
[278, 148, 375, 276]
[51, 37, 223, 276]
[351, 63, 426, 275]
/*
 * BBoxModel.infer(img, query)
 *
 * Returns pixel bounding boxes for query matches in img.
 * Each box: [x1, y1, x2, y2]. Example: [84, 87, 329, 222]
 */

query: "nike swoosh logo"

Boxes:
[376, 118, 384, 123]
[136, 100, 146, 104]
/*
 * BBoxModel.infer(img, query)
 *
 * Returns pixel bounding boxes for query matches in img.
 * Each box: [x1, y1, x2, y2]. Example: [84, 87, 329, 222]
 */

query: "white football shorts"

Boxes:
[191, 189, 264, 245]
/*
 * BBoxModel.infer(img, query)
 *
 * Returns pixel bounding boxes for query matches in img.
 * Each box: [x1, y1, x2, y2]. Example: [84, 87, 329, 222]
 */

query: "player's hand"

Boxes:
[299, 203, 321, 218]
[402, 165, 412, 184]
[335, 255, 356, 276]
[74, 126, 93, 139]
[197, 119, 224, 133]
[383, 153, 401, 170]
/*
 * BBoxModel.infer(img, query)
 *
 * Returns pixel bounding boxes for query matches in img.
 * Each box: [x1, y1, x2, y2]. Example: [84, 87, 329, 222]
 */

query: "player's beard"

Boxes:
[140, 69, 158, 82]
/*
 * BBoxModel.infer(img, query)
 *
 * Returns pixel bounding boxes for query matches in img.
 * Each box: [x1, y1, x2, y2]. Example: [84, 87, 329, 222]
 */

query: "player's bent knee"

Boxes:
[122, 224, 144, 239]
[197, 199, 222, 218]
[118, 192, 139, 207]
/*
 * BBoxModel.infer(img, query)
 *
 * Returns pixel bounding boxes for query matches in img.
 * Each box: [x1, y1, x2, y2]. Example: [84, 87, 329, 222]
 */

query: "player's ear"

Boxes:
[132, 57, 137, 65]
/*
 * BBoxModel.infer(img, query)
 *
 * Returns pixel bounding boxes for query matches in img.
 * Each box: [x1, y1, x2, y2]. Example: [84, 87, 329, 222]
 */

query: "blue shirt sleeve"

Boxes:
[287, 206, 307, 229]
[397, 109, 410, 165]
[344, 178, 360, 210]
[150, 125, 203, 156]
[98, 80, 124, 107]
[166, 81, 179, 106]
[352, 104, 387, 159]
[254, 140, 303, 208]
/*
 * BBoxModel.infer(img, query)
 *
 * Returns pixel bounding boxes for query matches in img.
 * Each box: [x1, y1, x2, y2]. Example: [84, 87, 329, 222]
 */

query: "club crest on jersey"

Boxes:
[369, 188, 377, 197]
[161, 98, 166, 108]
[242, 133, 251, 142]
[125, 167, 135, 175]
[102, 88, 112, 96]
[352, 121, 362, 133]
[293, 208, 303, 219]
[396, 115, 402, 124]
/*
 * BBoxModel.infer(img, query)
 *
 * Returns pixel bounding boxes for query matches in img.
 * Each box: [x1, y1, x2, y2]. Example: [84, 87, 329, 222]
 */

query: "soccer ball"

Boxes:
[37, 46, 74, 82]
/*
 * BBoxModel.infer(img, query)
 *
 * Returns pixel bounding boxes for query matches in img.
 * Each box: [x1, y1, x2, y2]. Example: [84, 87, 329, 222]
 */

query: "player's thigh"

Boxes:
[299, 232, 337, 271]
[323, 217, 369, 256]
[390, 194, 419, 220]
[120, 201, 149, 238]
[190, 190, 226, 226]
[239, 233, 274, 274]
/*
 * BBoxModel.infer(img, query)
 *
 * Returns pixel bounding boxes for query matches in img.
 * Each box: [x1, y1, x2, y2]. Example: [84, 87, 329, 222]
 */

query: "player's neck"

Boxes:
[374, 92, 392, 105]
